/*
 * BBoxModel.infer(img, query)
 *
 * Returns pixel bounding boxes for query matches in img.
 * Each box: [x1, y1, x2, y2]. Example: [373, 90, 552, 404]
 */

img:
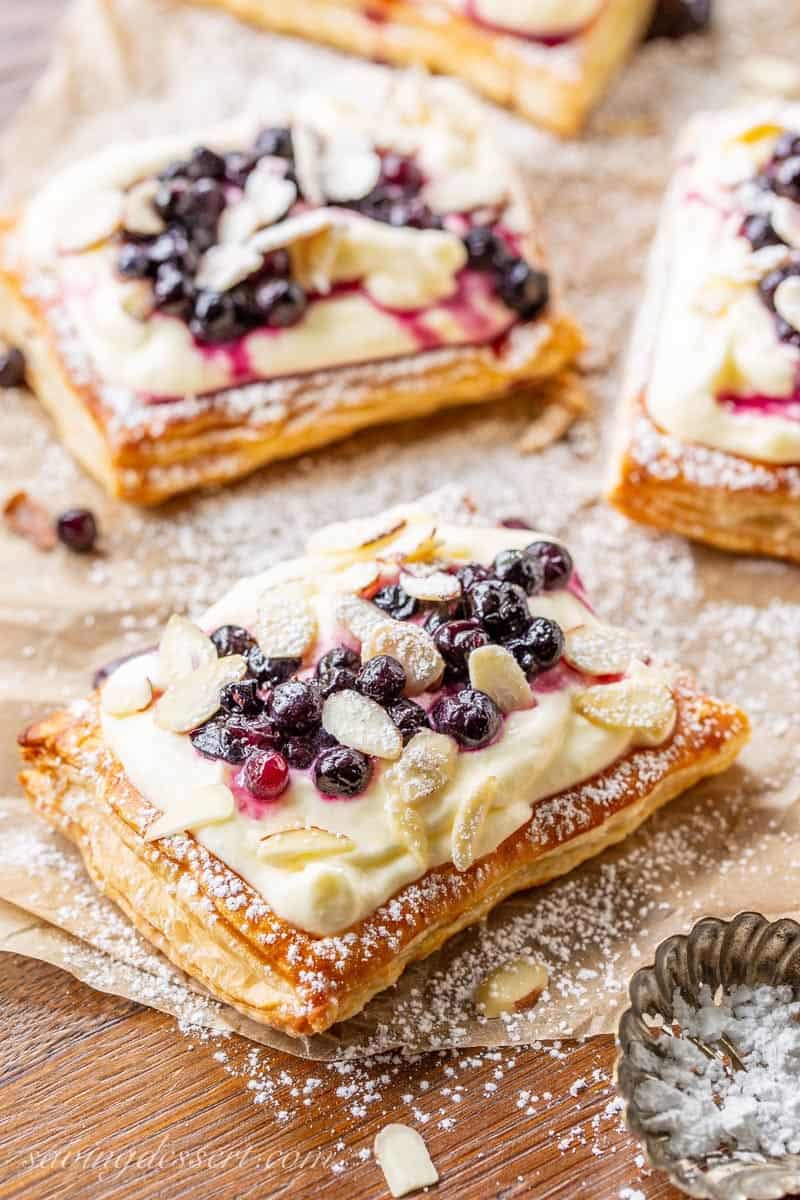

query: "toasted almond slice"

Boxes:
[196, 243, 263, 292]
[329, 561, 381, 594]
[307, 512, 407, 555]
[101, 672, 153, 717]
[769, 197, 800, 251]
[255, 582, 317, 659]
[520, 400, 577, 455]
[219, 198, 261, 244]
[257, 826, 355, 865]
[335, 594, 386, 642]
[374, 1124, 439, 1198]
[468, 644, 533, 714]
[573, 676, 676, 741]
[451, 776, 497, 872]
[324, 147, 381, 203]
[154, 654, 247, 733]
[563, 624, 642, 677]
[474, 958, 549, 1018]
[2, 490, 56, 550]
[376, 520, 439, 564]
[158, 615, 217, 686]
[145, 783, 234, 842]
[363, 621, 444, 696]
[119, 280, 155, 321]
[60, 189, 123, 252]
[245, 164, 297, 226]
[384, 729, 458, 804]
[122, 179, 165, 237]
[291, 123, 324, 206]
[250, 208, 334, 256]
[775, 275, 800, 332]
[399, 567, 461, 603]
[386, 795, 429, 867]
[322, 690, 403, 760]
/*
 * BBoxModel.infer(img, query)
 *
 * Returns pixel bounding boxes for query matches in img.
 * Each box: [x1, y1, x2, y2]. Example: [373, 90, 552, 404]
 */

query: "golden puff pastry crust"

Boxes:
[0, 82, 582, 506]
[18, 684, 747, 1037]
[189, 0, 655, 136]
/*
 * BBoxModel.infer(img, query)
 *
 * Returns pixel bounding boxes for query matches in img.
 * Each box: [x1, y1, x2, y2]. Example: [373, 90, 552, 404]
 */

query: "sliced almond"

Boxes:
[158, 615, 217, 686]
[386, 795, 429, 867]
[474, 958, 549, 1018]
[307, 512, 407, 555]
[250, 208, 334, 256]
[101, 672, 153, 717]
[196, 243, 263, 293]
[219, 198, 261, 245]
[322, 690, 403, 760]
[774, 275, 800, 332]
[374, 1124, 439, 1199]
[291, 123, 324, 206]
[257, 826, 355, 865]
[145, 784, 235, 842]
[468, 644, 533, 714]
[423, 169, 507, 214]
[573, 676, 676, 742]
[122, 179, 165, 237]
[324, 146, 381, 203]
[398, 567, 461, 603]
[245, 164, 297, 226]
[120, 280, 155, 322]
[451, 776, 497, 872]
[376, 520, 440, 564]
[335, 594, 386, 642]
[60, 189, 123, 252]
[154, 654, 247, 733]
[255, 582, 317, 659]
[563, 624, 642, 677]
[384, 729, 458, 805]
[2, 491, 56, 551]
[768, 198, 800, 250]
[362, 621, 444, 696]
[329, 561, 381, 594]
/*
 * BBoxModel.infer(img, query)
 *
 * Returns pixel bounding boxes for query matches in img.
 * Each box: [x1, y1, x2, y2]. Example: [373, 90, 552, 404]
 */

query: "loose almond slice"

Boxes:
[563, 624, 643, 677]
[376, 520, 439, 564]
[257, 826, 355, 865]
[122, 179, 165, 237]
[120, 280, 155, 321]
[291, 123, 324, 206]
[250, 208, 334, 256]
[60, 189, 124, 252]
[363, 621, 444, 696]
[155, 654, 247, 733]
[307, 512, 407, 555]
[451, 776, 497, 872]
[474, 958, 549, 1018]
[386, 795, 429, 867]
[399, 567, 461, 603]
[145, 783, 235, 842]
[158, 615, 217, 686]
[573, 676, 676, 742]
[324, 146, 381, 203]
[245, 164, 297, 226]
[219, 198, 261, 244]
[335, 594, 386, 642]
[101, 672, 153, 717]
[329, 562, 381, 594]
[384, 729, 458, 804]
[2, 491, 56, 550]
[255, 582, 317, 659]
[774, 275, 800, 331]
[322, 690, 403, 760]
[374, 1124, 439, 1199]
[769, 197, 800, 251]
[468, 644, 533, 714]
[196, 243, 262, 292]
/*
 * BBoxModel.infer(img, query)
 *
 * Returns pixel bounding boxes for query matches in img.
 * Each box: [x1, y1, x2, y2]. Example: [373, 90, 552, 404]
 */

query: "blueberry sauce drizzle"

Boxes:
[186, 537, 585, 812]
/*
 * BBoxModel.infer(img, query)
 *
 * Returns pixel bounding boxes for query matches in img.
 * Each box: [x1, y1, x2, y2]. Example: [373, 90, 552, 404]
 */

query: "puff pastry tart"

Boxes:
[189, 0, 656, 136]
[18, 496, 749, 1035]
[0, 83, 581, 506]
[609, 104, 800, 564]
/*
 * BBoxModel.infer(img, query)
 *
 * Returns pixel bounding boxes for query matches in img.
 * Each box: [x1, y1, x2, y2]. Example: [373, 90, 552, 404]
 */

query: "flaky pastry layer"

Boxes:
[190, 0, 654, 136]
[19, 684, 748, 1036]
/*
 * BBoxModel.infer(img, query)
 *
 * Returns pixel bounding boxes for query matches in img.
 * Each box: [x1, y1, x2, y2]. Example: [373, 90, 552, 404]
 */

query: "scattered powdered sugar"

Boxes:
[635, 985, 800, 1161]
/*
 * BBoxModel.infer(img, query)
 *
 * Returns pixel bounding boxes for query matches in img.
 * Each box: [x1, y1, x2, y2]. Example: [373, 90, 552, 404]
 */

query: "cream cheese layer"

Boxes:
[101, 511, 674, 936]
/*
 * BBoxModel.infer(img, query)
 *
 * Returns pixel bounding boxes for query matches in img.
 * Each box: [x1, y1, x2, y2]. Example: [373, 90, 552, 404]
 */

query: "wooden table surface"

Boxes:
[0, 5, 681, 1198]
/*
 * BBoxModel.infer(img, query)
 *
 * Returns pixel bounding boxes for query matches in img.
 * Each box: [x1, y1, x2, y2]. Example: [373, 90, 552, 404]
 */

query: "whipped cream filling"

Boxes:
[639, 109, 800, 465]
[101, 512, 675, 937]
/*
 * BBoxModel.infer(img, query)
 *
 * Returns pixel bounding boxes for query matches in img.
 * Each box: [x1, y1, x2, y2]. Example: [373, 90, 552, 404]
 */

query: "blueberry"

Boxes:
[154, 179, 187, 222]
[463, 227, 509, 271]
[149, 228, 197, 272]
[190, 291, 250, 344]
[741, 213, 781, 251]
[245, 647, 300, 688]
[433, 619, 490, 678]
[776, 317, 800, 348]
[224, 150, 258, 187]
[773, 155, 800, 203]
[372, 584, 417, 621]
[313, 745, 373, 798]
[316, 646, 361, 689]
[253, 279, 308, 328]
[380, 153, 424, 193]
[506, 617, 565, 676]
[497, 258, 550, 320]
[243, 748, 289, 800]
[185, 146, 226, 181]
[283, 728, 336, 769]
[117, 243, 154, 280]
[225, 713, 282, 752]
[388, 699, 430, 743]
[524, 541, 574, 591]
[430, 688, 501, 750]
[773, 133, 800, 162]
[190, 718, 247, 763]
[0, 347, 27, 388]
[254, 127, 293, 160]
[266, 679, 322, 735]
[56, 507, 98, 553]
[174, 177, 226, 230]
[153, 262, 194, 317]
[466, 579, 530, 640]
[422, 602, 465, 637]
[645, 0, 712, 39]
[211, 624, 257, 657]
[220, 679, 263, 717]
[356, 655, 406, 704]
[455, 562, 492, 593]
[492, 548, 545, 596]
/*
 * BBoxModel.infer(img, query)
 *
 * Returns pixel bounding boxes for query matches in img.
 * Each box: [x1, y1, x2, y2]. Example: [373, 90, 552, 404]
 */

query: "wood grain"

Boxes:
[0, 5, 682, 1198]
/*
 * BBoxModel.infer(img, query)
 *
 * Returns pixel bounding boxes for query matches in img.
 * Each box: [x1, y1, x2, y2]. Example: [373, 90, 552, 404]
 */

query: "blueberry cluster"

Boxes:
[116, 131, 306, 344]
[645, 0, 711, 41]
[740, 132, 800, 348]
[463, 227, 550, 321]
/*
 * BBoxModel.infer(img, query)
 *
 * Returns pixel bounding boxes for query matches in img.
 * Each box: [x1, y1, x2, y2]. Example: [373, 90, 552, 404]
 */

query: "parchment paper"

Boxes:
[2, 0, 800, 1061]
